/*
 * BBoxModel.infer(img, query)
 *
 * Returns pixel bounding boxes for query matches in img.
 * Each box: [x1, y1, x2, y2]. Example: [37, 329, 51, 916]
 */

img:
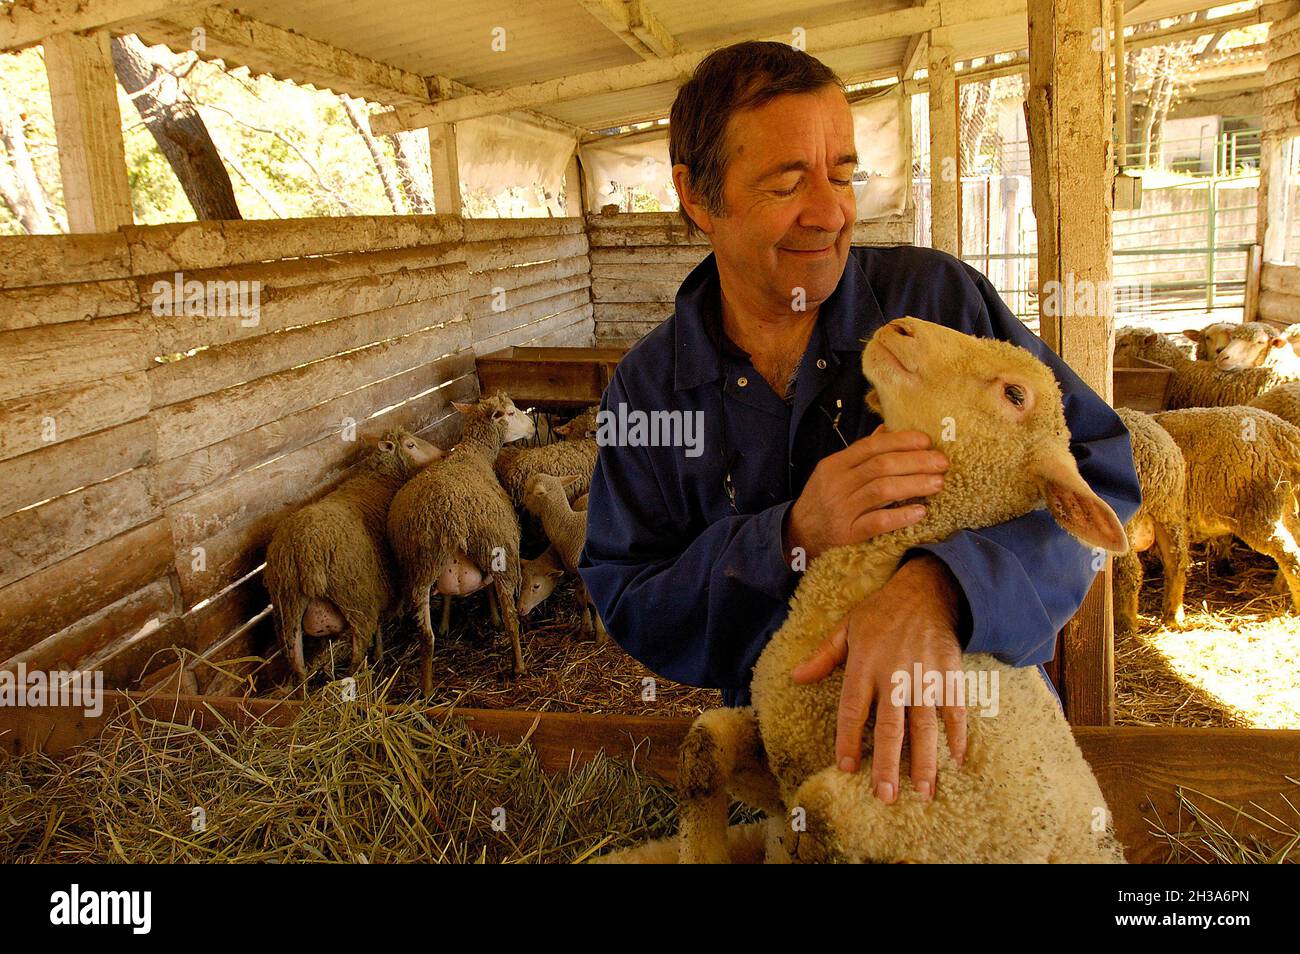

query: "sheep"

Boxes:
[601, 317, 1131, 864]
[265, 429, 441, 691]
[1249, 381, 1300, 428]
[1213, 321, 1300, 374]
[1112, 408, 1188, 635]
[1182, 321, 1235, 361]
[1151, 405, 1300, 612]
[387, 393, 534, 690]
[1116, 326, 1289, 409]
[555, 405, 600, 440]
[494, 437, 598, 507]
[521, 473, 606, 641]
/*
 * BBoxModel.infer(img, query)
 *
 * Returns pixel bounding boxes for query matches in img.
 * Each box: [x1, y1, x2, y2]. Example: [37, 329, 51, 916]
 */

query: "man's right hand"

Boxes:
[784, 424, 949, 561]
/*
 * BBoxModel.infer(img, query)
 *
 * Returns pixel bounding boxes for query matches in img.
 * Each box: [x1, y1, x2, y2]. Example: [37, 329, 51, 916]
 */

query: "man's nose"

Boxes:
[798, 174, 850, 234]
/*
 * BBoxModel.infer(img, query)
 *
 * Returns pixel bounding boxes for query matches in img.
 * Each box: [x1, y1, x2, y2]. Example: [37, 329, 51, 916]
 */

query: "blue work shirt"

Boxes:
[577, 245, 1142, 707]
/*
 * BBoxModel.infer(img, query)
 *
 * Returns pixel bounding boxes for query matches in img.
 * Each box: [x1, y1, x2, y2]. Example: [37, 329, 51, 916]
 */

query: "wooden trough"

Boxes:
[2, 691, 1297, 865]
[1113, 356, 1175, 413]
[476, 345, 628, 409]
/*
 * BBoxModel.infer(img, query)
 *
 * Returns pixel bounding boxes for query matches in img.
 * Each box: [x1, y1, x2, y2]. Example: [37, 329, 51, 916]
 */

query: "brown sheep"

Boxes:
[264, 429, 441, 692]
[387, 393, 534, 690]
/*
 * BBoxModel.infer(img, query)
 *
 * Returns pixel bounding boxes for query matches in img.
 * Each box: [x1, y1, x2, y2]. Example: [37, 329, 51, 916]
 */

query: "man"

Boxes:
[577, 42, 1141, 806]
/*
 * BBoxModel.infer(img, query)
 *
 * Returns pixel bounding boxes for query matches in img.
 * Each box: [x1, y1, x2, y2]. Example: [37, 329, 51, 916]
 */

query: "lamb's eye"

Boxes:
[1003, 384, 1026, 407]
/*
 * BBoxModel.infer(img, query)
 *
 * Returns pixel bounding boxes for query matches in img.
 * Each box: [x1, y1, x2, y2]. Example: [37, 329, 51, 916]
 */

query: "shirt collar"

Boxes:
[672, 249, 886, 391]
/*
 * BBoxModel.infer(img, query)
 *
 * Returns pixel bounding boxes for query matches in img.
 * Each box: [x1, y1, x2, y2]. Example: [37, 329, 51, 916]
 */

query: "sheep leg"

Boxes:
[1238, 515, 1300, 613]
[411, 576, 438, 697]
[439, 593, 452, 636]
[677, 707, 781, 863]
[487, 587, 502, 627]
[492, 573, 526, 675]
[1154, 521, 1188, 628]
[1112, 550, 1143, 637]
[274, 595, 309, 699]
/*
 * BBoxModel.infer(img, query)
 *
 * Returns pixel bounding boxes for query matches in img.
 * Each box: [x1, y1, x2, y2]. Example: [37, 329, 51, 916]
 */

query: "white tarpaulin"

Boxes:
[579, 127, 677, 211]
[456, 114, 575, 201]
[578, 91, 909, 220]
[851, 89, 908, 220]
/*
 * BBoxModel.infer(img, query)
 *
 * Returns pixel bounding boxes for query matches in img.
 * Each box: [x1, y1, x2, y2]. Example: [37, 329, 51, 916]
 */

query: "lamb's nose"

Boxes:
[892, 321, 913, 337]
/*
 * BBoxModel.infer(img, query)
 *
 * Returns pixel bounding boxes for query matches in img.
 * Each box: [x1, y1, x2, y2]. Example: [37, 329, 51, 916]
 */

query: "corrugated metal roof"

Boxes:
[207, 0, 1247, 130]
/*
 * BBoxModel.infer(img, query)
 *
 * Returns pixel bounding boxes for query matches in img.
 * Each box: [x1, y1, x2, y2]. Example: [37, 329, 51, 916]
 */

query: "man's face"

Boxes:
[685, 85, 857, 315]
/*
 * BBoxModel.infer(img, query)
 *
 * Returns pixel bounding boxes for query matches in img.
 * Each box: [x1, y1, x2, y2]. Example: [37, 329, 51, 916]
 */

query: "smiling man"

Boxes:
[577, 42, 1140, 806]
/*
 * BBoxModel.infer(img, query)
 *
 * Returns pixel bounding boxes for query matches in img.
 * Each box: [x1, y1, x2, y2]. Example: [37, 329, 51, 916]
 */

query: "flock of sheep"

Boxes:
[1114, 320, 1300, 635]
[264, 393, 602, 696]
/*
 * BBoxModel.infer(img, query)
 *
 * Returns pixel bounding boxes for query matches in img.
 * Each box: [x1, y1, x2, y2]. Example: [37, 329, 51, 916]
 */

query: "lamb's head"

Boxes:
[1114, 326, 1183, 367]
[522, 473, 582, 516]
[1215, 321, 1290, 371]
[555, 405, 599, 440]
[1183, 321, 1234, 361]
[372, 428, 442, 479]
[453, 391, 536, 446]
[863, 317, 1127, 554]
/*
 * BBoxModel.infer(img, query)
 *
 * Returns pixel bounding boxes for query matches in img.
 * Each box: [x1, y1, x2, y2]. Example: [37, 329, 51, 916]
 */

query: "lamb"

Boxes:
[494, 436, 598, 507]
[521, 473, 606, 641]
[387, 393, 534, 690]
[1150, 405, 1300, 611]
[555, 405, 600, 440]
[1249, 381, 1300, 428]
[1213, 321, 1300, 374]
[265, 429, 442, 691]
[1112, 408, 1188, 635]
[603, 317, 1131, 864]
[1182, 321, 1235, 361]
[1116, 326, 1288, 409]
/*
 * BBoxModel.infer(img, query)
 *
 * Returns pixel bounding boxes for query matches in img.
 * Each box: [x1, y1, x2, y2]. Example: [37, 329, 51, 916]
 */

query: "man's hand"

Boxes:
[785, 424, 949, 561]
[790, 553, 969, 803]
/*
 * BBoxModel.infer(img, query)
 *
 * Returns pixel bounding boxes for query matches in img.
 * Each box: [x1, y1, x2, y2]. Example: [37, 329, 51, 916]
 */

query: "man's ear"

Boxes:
[865, 389, 883, 415]
[1031, 445, 1129, 554]
[671, 163, 714, 235]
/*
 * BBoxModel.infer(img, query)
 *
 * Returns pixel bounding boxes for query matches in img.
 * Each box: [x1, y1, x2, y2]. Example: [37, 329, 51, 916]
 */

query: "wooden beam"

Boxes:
[0, 0, 188, 51]
[371, 0, 1022, 133]
[901, 31, 928, 80]
[43, 30, 134, 233]
[1114, 0, 1128, 167]
[927, 35, 960, 256]
[577, 0, 677, 60]
[429, 123, 461, 217]
[1027, 0, 1116, 726]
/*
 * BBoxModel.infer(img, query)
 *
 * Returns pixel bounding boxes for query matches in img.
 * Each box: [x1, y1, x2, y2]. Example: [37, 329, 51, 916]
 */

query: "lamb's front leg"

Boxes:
[677, 707, 781, 863]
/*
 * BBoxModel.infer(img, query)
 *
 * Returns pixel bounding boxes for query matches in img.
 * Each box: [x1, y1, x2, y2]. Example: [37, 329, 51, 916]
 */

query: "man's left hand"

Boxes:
[790, 553, 969, 803]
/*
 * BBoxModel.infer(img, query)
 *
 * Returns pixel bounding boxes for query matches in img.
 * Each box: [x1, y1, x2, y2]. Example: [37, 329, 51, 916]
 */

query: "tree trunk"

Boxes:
[341, 96, 405, 213]
[0, 98, 57, 233]
[388, 131, 434, 214]
[111, 34, 241, 220]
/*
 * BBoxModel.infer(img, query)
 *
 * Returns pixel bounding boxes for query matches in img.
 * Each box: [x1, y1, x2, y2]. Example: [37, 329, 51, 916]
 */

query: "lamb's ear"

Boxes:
[865, 389, 883, 414]
[1182, 329, 1201, 342]
[559, 475, 582, 488]
[553, 422, 572, 437]
[377, 439, 396, 453]
[451, 401, 474, 414]
[1031, 446, 1129, 554]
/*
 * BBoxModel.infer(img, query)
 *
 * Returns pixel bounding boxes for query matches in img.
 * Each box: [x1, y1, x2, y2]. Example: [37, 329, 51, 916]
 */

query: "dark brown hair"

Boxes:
[669, 41, 843, 235]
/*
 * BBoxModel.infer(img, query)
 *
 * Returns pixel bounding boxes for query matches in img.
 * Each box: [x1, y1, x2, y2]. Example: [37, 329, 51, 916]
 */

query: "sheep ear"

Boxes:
[377, 439, 395, 453]
[1031, 447, 1129, 555]
[560, 475, 581, 488]
[1182, 329, 1201, 342]
[865, 389, 883, 414]
[553, 422, 571, 436]
[1271, 335, 1289, 350]
[452, 401, 473, 414]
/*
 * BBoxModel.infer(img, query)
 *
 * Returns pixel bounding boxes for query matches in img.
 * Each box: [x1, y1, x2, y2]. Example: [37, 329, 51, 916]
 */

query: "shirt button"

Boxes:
[816, 358, 827, 370]
[737, 376, 748, 387]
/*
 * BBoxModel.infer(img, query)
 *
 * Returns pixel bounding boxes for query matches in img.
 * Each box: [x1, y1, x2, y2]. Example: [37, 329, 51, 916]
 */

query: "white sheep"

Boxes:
[521, 473, 606, 641]
[602, 317, 1130, 864]
[1213, 321, 1300, 374]
[387, 393, 534, 690]
[1116, 326, 1287, 409]
[1182, 321, 1235, 361]
[1112, 407, 1188, 635]
[1150, 405, 1300, 611]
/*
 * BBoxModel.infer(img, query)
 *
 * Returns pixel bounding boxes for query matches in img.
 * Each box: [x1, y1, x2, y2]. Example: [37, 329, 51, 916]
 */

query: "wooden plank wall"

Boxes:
[0, 214, 590, 690]
[587, 211, 915, 346]
[1260, 7, 1300, 322]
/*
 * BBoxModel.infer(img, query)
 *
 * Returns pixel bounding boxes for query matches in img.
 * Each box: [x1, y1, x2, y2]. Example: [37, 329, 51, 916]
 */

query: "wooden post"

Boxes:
[43, 30, 133, 233]
[428, 123, 461, 216]
[564, 152, 584, 217]
[1027, 0, 1116, 726]
[927, 35, 960, 256]
[1113, 0, 1127, 168]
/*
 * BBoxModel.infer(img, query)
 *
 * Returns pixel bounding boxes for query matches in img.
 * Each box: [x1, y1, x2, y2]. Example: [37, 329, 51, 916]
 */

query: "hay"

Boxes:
[1150, 779, 1300, 864]
[1116, 543, 1300, 729]
[0, 674, 679, 864]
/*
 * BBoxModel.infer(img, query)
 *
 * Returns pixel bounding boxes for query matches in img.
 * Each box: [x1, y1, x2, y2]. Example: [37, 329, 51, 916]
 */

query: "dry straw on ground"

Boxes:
[0, 675, 678, 864]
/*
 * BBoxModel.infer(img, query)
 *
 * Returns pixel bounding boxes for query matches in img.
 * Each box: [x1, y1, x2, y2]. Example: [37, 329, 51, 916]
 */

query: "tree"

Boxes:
[111, 34, 241, 220]
[0, 97, 56, 233]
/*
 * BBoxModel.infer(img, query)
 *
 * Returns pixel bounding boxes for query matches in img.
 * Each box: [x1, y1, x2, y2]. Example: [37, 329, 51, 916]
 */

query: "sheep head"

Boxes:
[863, 317, 1127, 554]
[453, 391, 536, 448]
[1215, 321, 1290, 371]
[1183, 321, 1234, 361]
[555, 406, 600, 440]
[373, 428, 442, 479]
[522, 473, 582, 516]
